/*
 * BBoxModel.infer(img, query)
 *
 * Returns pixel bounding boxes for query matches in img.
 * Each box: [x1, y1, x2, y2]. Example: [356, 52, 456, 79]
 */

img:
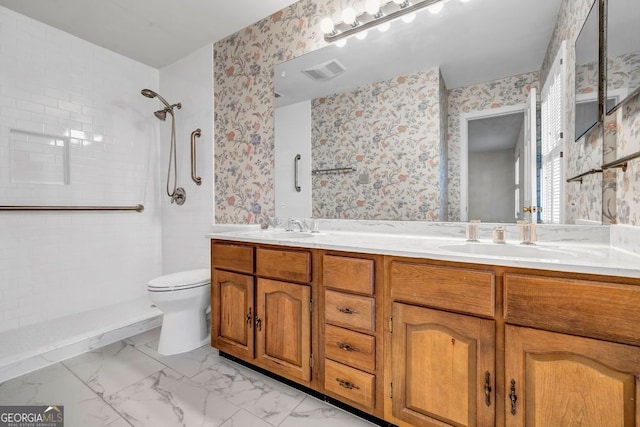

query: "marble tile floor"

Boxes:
[0, 328, 375, 427]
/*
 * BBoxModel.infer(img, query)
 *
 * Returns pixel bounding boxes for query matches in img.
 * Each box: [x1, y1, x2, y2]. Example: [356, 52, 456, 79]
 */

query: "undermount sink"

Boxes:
[259, 231, 317, 239]
[439, 242, 577, 260]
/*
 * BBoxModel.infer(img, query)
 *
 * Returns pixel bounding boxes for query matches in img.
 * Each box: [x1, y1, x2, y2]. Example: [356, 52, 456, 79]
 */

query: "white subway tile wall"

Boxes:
[0, 6, 163, 332]
[158, 44, 215, 274]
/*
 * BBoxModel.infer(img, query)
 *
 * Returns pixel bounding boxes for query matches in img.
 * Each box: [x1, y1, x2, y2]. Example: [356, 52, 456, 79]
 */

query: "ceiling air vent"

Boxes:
[302, 59, 346, 81]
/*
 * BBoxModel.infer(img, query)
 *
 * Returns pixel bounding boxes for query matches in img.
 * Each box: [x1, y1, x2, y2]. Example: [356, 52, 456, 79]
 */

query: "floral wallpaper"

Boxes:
[607, 52, 640, 98]
[613, 94, 640, 225]
[310, 68, 444, 220]
[213, 0, 339, 224]
[446, 71, 540, 221]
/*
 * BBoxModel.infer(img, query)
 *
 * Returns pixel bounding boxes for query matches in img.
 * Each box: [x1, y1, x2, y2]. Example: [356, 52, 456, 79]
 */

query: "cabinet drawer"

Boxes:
[211, 242, 254, 274]
[323, 255, 374, 295]
[325, 325, 375, 372]
[256, 248, 311, 283]
[391, 261, 495, 317]
[324, 359, 375, 409]
[325, 290, 375, 333]
[504, 273, 640, 346]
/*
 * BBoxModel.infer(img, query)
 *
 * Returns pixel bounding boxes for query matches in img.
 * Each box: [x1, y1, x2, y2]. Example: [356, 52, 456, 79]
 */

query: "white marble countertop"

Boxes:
[207, 221, 640, 279]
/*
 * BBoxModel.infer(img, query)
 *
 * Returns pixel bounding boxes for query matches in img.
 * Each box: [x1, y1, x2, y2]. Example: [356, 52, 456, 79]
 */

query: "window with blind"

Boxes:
[540, 41, 566, 224]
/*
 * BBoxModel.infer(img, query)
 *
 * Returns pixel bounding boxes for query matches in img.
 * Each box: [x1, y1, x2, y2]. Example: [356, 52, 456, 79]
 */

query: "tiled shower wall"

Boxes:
[0, 7, 163, 332]
[159, 44, 215, 274]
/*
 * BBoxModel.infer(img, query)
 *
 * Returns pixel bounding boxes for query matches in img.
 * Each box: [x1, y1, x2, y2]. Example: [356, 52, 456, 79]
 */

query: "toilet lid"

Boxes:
[147, 268, 210, 291]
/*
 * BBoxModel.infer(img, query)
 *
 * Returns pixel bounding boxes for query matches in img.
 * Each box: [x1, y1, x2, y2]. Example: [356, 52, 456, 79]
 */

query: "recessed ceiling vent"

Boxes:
[302, 59, 346, 81]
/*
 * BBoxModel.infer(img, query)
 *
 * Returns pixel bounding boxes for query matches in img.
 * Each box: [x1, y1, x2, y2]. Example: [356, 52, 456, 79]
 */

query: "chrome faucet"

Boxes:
[286, 218, 307, 232]
[518, 220, 537, 245]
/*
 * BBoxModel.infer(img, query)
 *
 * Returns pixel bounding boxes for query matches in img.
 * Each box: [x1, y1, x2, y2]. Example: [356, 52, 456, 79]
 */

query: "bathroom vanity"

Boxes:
[209, 226, 640, 427]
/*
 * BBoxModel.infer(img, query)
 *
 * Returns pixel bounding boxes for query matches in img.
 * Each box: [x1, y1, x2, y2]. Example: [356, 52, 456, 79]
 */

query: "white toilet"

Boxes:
[147, 268, 211, 356]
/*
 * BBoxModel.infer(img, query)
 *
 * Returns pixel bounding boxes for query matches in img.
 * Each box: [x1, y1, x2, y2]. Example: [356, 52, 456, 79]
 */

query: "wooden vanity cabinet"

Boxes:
[504, 325, 640, 427]
[211, 241, 313, 385]
[211, 242, 254, 360]
[320, 252, 385, 417]
[388, 260, 497, 427]
[211, 241, 640, 427]
[503, 273, 640, 426]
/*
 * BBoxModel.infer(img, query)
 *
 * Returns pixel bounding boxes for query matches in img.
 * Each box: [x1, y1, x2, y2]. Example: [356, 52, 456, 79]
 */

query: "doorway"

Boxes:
[460, 104, 533, 223]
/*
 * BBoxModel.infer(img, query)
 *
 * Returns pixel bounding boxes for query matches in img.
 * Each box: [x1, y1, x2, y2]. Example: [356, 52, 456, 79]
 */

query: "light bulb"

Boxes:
[335, 39, 347, 47]
[402, 13, 416, 23]
[365, 0, 381, 15]
[378, 21, 391, 32]
[428, 1, 444, 14]
[320, 17, 335, 34]
[342, 7, 357, 25]
[356, 31, 368, 40]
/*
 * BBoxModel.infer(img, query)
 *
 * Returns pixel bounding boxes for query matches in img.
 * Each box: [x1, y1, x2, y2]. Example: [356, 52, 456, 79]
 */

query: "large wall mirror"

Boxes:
[606, 0, 640, 114]
[274, 0, 599, 224]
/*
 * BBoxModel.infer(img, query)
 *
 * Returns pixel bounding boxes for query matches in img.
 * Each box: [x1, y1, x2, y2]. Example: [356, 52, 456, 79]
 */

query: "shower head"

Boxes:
[140, 88, 173, 110]
[154, 109, 167, 121]
[141, 88, 157, 99]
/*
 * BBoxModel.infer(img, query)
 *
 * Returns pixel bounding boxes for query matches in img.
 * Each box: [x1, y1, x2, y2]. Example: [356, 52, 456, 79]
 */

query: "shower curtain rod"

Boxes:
[0, 204, 144, 212]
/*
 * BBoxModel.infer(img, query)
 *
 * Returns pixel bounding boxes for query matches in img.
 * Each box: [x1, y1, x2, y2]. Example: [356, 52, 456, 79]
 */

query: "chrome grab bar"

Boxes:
[294, 154, 301, 192]
[0, 204, 144, 212]
[190, 128, 202, 186]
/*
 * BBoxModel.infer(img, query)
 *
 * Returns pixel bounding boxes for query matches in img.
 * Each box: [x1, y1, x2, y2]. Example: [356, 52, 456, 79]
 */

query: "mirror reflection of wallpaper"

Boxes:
[608, 53, 640, 99]
[213, 0, 640, 226]
[311, 68, 446, 220]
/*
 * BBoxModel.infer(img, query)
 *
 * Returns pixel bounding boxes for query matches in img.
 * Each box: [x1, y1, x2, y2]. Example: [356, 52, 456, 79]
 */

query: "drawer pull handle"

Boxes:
[337, 306, 358, 315]
[336, 378, 359, 390]
[509, 379, 518, 415]
[484, 371, 492, 407]
[337, 342, 359, 352]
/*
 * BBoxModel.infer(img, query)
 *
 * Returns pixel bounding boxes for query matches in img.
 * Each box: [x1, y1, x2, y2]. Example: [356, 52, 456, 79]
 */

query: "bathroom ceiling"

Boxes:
[0, 0, 300, 68]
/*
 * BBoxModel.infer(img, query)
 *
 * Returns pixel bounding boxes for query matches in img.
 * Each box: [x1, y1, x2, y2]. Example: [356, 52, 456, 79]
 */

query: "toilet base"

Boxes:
[157, 308, 209, 356]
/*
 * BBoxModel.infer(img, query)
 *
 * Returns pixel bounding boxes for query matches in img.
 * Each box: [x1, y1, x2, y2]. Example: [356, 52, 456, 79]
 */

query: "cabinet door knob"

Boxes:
[336, 378, 359, 390]
[509, 379, 518, 415]
[255, 316, 262, 331]
[337, 342, 359, 352]
[246, 308, 252, 326]
[337, 306, 358, 315]
[484, 371, 492, 407]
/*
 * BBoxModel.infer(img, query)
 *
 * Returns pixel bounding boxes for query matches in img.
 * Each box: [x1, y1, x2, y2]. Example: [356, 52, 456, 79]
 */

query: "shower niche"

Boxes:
[9, 129, 70, 185]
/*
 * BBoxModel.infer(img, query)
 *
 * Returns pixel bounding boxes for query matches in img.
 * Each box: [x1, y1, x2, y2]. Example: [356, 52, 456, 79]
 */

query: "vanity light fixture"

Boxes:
[321, 0, 447, 44]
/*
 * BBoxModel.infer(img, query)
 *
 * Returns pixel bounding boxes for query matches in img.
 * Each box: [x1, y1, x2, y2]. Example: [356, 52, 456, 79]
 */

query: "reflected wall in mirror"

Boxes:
[575, 0, 600, 140]
[606, 0, 640, 114]
[274, 0, 601, 224]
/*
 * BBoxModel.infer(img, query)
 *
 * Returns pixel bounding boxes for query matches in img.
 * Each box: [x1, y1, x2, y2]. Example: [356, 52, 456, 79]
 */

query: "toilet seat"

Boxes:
[147, 268, 210, 292]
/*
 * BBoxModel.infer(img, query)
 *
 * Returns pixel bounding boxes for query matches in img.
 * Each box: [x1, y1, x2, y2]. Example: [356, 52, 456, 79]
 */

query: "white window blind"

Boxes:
[540, 42, 565, 224]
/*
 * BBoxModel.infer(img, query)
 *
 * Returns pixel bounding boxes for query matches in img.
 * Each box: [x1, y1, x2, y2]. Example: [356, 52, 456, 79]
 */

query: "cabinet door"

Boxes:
[212, 269, 254, 360]
[392, 303, 495, 427]
[255, 278, 311, 383]
[505, 325, 640, 427]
